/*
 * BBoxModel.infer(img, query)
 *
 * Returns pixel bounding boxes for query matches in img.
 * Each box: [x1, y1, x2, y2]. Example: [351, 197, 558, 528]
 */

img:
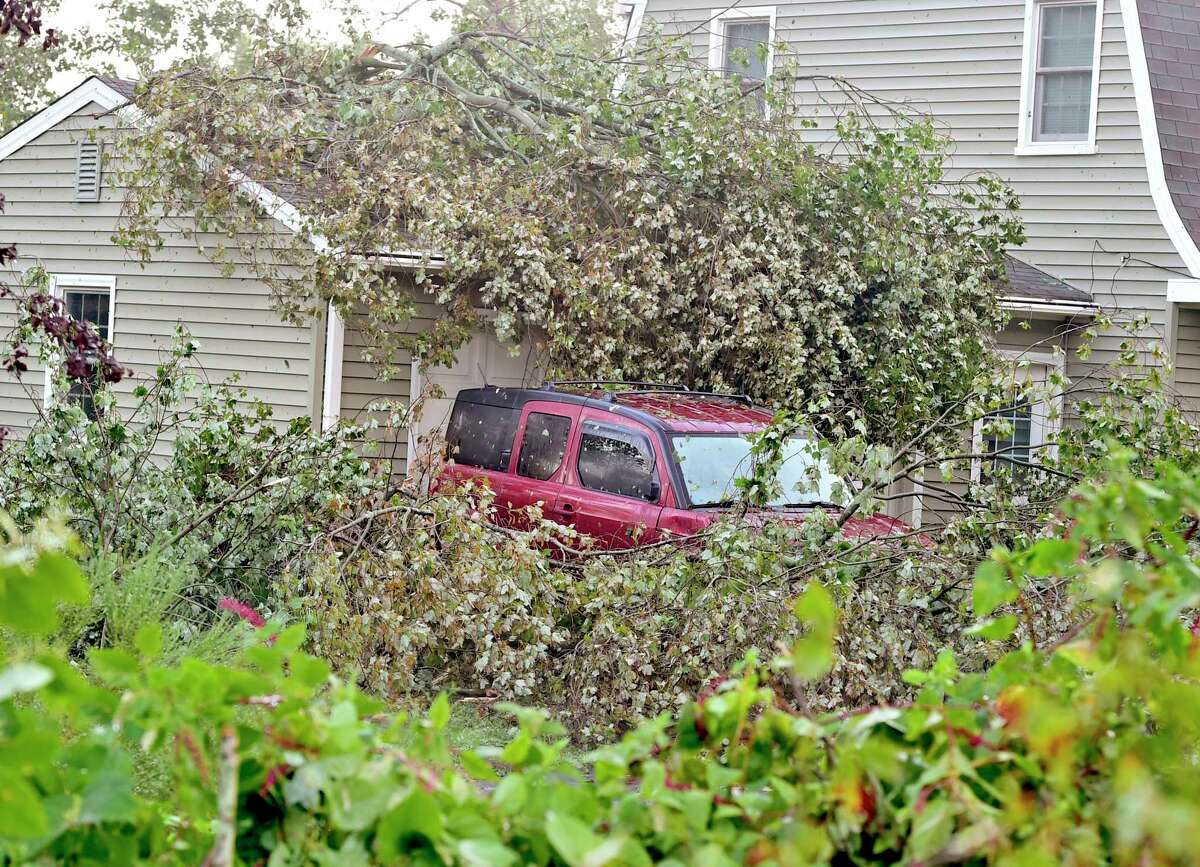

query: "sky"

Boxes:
[45, 0, 458, 95]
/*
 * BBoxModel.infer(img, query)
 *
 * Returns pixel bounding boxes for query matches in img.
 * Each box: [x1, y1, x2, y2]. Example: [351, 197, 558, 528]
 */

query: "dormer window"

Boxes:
[1017, 0, 1102, 155]
[74, 141, 102, 202]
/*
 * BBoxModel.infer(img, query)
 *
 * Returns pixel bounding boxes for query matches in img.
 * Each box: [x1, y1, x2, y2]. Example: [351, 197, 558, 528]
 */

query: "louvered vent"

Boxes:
[74, 142, 102, 202]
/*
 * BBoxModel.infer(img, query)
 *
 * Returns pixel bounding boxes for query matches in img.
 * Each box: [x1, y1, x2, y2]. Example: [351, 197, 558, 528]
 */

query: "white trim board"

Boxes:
[1121, 0, 1200, 278]
[321, 301, 345, 431]
[0, 78, 128, 161]
[613, 0, 648, 94]
[1167, 279, 1200, 304]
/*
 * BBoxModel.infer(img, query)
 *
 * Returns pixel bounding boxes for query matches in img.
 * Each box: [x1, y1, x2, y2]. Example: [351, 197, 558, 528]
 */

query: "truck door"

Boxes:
[553, 411, 666, 549]
[504, 401, 582, 530]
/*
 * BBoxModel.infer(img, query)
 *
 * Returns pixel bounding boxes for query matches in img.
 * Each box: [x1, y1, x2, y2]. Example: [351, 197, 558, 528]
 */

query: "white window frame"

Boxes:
[42, 274, 117, 408]
[1015, 0, 1104, 156]
[970, 354, 1063, 483]
[707, 6, 778, 79]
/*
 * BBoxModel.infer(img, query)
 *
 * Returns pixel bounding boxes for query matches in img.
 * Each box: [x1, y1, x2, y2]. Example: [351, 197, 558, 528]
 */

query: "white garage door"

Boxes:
[409, 327, 542, 461]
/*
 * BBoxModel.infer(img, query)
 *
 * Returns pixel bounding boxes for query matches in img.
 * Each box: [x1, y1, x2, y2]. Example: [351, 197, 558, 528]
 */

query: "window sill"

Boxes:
[1013, 142, 1098, 157]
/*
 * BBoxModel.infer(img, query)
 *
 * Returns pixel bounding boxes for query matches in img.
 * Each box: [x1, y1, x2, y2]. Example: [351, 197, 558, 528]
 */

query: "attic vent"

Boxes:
[74, 142, 102, 202]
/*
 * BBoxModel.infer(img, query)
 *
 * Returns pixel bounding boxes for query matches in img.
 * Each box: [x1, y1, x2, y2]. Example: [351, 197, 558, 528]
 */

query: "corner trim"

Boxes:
[1121, 0, 1200, 278]
[321, 302, 345, 431]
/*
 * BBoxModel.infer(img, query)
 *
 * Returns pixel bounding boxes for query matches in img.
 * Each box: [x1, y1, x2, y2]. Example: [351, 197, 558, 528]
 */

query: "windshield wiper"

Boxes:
[775, 500, 841, 510]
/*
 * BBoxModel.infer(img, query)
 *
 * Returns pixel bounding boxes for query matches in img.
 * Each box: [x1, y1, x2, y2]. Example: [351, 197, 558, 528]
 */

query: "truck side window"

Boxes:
[517, 412, 572, 481]
[577, 421, 658, 500]
[445, 399, 519, 471]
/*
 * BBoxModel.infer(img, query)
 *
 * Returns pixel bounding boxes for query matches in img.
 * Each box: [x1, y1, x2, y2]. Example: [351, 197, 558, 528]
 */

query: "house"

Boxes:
[624, 0, 1200, 510]
[0, 75, 540, 472]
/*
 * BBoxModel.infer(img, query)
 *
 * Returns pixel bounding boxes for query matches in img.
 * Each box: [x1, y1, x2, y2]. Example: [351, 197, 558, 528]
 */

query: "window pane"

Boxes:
[723, 19, 770, 80]
[517, 412, 572, 481]
[671, 434, 838, 507]
[64, 289, 110, 340]
[984, 403, 1034, 468]
[445, 400, 520, 471]
[577, 422, 657, 500]
[1039, 3, 1096, 68]
[1037, 70, 1092, 137]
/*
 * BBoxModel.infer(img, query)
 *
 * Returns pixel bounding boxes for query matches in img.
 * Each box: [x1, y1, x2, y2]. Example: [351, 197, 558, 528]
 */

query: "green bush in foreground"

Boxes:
[2, 452, 1199, 865]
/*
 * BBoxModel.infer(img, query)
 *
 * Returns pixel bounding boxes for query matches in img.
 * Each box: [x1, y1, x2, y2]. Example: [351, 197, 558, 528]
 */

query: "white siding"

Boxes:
[0, 102, 316, 437]
[642, 0, 1187, 377]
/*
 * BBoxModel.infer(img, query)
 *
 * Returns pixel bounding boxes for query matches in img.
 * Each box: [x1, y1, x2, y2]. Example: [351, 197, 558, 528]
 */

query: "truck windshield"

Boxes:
[670, 434, 839, 508]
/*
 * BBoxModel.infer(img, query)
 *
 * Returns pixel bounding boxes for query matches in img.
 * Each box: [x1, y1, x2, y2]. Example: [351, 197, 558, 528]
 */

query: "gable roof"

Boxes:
[0, 76, 131, 161]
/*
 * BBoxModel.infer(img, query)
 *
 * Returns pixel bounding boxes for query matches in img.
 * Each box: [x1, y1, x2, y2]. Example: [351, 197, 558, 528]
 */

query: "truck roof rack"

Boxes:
[541, 380, 690, 393]
[615, 390, 755, 407]
[540, 380, 755, 407]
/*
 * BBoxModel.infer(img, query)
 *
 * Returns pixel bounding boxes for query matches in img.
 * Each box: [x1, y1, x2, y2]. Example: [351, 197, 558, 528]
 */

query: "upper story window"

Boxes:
[1017, 0, 1102, 155]
[708, 6, 776, 105]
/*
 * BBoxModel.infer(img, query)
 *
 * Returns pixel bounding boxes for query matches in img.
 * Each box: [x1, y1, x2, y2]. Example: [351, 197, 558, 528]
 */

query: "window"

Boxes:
[43, 275, 116, 418]
[972, 360, 1058, 481]
[577, 421, 658, 501]
[1017, 1, 1101, 154]
[517, 412, 572, 481]
[981, 402, 1035, 469]
[708, 6, 776, 102]
[444, 399, 520, 471]
[671, 434, 838, 507]
[63, 288, 112, 419]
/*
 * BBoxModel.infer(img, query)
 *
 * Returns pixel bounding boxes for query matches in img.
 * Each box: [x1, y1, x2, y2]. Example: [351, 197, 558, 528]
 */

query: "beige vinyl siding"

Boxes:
[337, 287, 442, 473]
[1173, 306, 1200, 414]
[643, 0, 1187, 377]
[0, 101, 316, 439]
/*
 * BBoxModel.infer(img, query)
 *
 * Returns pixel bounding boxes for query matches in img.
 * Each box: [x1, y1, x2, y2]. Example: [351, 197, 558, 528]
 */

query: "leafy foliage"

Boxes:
[117, 0, 1022, 446]
[2, 454, 1198, 864]
[283, 480, 1075, 743]
[0, 283, 379, 640]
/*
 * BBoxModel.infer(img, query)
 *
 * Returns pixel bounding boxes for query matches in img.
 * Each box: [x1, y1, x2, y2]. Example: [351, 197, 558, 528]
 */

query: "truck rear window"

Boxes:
[445, 400, 519, 471]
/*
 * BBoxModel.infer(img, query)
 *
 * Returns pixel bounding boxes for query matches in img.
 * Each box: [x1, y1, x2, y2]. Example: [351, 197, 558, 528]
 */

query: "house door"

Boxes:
[409, 327, 541, 467]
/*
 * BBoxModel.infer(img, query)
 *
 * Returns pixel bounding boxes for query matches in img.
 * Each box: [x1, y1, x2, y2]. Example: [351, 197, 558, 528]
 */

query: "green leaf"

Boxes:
[134, 623, 163, 660]
[0, 662, 53, 701]
[1025, 538, 1079, 577]
[0, 551, 89, 636]
[460, 750, 500, 782]
[0, 768, 49, 838]
[458, 839, 518, 867]
[429, 692, 451, 730]
[972, 561, 1017, 618]
[545, 811, 619, 867]
[375, 789, 443, 859]
[966, 616, 1019, 641]
[790, 582, 836, 681]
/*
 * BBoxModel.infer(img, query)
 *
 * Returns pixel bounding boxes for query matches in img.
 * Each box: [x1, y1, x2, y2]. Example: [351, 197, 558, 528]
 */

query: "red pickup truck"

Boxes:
[441, 382, 909, 549]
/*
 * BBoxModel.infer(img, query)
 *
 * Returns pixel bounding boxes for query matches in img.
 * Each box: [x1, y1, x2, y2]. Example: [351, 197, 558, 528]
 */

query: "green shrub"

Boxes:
[0, 331, 379, 628]
[1, 453, 1198, 864]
